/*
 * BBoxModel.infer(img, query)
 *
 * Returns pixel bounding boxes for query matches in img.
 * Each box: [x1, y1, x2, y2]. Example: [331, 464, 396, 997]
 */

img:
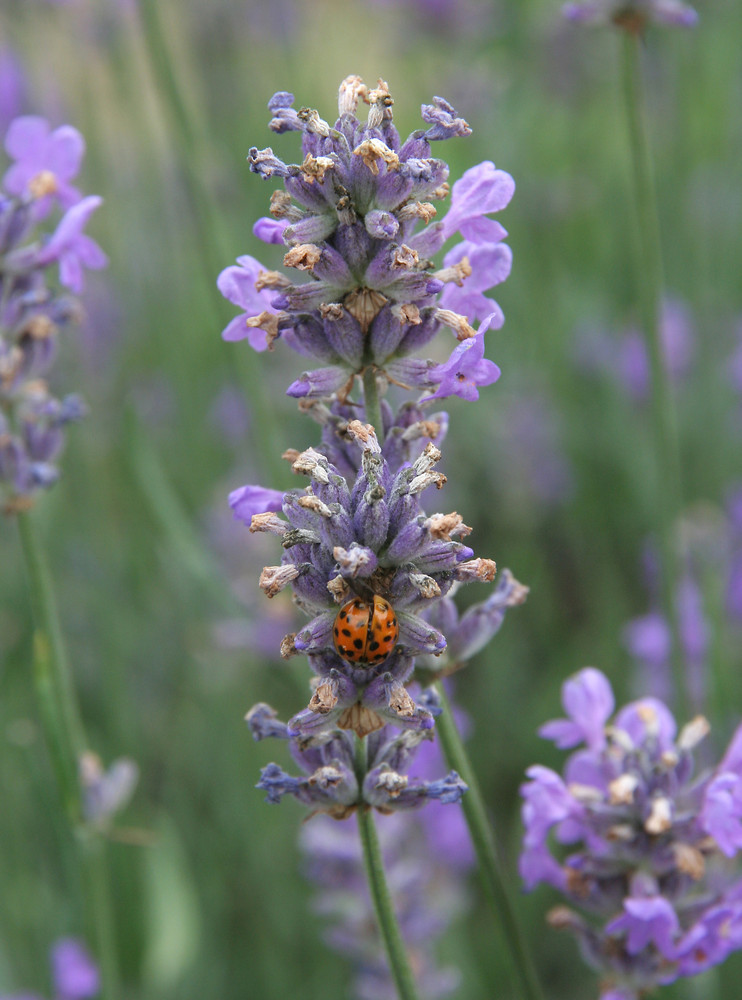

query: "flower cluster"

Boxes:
[218, 76, 511, 406]
[247, 420, 498, 740]
[0, 116, 106, 512]
[520, 667, 742, 1000]
[248, 699, 466, 818]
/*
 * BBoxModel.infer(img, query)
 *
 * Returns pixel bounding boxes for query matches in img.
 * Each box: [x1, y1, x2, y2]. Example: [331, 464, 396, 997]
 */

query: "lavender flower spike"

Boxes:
[246, 421, 497, 738]
[219, 77, 514, 402]
[248, 706, 466, 818]
[0, 116, 106, 512]
[520, 667, 742, 999]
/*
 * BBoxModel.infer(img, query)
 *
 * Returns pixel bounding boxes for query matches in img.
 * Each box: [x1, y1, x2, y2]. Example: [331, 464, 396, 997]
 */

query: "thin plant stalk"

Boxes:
[17, 509, 120, 1000]
[435, 681, 545, 1000]
[621, 33, 688, 719]
[18, 510, 84, 817]
[363, 368, 384, 444]
[354, 737, 422, 1000]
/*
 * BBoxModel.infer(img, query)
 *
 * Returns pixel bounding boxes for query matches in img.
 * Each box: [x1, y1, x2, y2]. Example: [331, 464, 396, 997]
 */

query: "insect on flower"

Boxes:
[333, 595, 399, 665]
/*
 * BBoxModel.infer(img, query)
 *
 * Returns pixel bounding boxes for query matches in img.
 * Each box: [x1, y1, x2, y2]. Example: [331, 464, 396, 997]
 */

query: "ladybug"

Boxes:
[333, 594, 399, 666]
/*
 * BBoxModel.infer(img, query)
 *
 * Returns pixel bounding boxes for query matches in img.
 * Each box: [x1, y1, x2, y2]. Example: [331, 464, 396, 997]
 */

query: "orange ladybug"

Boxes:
[333, 594, 399, 665]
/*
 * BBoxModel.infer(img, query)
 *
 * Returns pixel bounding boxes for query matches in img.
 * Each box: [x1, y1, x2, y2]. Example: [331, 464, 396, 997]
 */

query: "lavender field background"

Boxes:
[2, 1, 742, 998]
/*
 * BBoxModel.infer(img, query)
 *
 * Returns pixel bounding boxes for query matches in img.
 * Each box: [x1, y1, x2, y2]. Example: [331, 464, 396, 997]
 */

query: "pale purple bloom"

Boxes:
[4, 116, 84, 216]
[35, 195, 107, 292]
[440, 160, 514, 243]
[252, 216, 288, 244]
[0, 938, 99, 1000]
[521, 668, 742, 996]
[538, 666, 614, 751]
[438, 240, 512, 325]
[228, 483, 284, 524]
[217, 254, 283, 350]
[51, 939, 99, 1000]
[420, 329, 500, 403]
[605, 897, 679, 957]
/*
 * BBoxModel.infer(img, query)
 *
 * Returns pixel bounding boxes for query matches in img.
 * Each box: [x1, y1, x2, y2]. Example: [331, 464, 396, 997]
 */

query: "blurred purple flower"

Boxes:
[577, 299, 695, 402]
[0, 938, 99, 1000]
[4, 116, 84, 217]
[35, 195, 108, 292]
[51, 939, 99, 1000]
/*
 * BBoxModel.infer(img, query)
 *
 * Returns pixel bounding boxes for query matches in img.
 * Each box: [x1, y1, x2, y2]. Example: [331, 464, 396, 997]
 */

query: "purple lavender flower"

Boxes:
[1, 937, 99, 1000]
[297, 727, 473, 998]
[218, 77, 511, 406]
[562, 0, 698, 31]
[418, 328, 500, 403]
[245, 421, 497, 738]
[248, 706, 466, 816]
[0, 116, 105, 511]
[3, 116, 85, 218]
[520, 667, 742, 999]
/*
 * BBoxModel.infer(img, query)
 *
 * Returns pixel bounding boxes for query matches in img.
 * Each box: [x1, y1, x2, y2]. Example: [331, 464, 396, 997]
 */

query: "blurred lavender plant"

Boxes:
[576, 299, 695, 403]
[0, 938, 99, 1000]
[562, 0, 698, 31]
[0, 115, 106, 512]
[521, 667, 742, 999]
[624, 498, 742, 711]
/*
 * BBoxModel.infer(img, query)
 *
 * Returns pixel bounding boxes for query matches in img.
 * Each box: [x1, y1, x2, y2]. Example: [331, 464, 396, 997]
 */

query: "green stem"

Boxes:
[17, 509, 120, 1000]
[354, 737, 421, 1000]
[621, 34, 688, 719]
[82, 837, 120, 1000]
[435, 682, 545, 1000]
[18, 510, 84, 819]
[362, 367, 384, 445]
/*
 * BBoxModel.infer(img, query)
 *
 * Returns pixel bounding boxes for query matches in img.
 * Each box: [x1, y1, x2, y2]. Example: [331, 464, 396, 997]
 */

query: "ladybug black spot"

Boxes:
[342, 628, 352, 637]
[353, 639, 363, 650]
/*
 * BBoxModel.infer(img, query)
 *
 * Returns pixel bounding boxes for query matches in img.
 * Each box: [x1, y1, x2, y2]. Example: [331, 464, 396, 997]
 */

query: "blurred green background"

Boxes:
[1, 0, 741, 997]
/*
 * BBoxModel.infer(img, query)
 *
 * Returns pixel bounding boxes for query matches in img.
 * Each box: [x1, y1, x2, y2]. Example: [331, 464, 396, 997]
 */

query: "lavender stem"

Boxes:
[17, 509, 120, 1000]
[354, 736, 421, 1000]
[434, 681, 545, 1000]
[363, 367, 384, 446]
[621, 33, 688, 718]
